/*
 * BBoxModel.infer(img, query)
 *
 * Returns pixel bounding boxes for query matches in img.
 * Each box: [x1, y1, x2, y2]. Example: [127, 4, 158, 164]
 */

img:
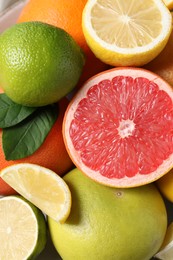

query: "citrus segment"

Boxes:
[0, 163, 72, 223]
[82, 0, 172, 66]
[0, 195, 47, 259]
[63, 67, 173, 187]
[155, 222, 173, 259]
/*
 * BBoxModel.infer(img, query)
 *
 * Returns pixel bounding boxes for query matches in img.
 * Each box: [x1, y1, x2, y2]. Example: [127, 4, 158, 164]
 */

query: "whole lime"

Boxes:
[0, 21, 85, 106]
[48, 168, 167, 260]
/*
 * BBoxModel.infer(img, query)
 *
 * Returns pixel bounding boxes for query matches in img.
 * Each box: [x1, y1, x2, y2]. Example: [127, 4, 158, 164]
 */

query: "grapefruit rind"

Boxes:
[63, 67, 173, 188]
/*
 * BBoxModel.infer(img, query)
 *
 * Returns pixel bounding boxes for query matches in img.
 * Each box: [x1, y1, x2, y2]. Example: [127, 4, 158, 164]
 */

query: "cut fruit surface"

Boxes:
[0, 195, 47, 260]
[82, 0, 172, 66]
[0, 163, 71, 222]
[63, 67, 173, 187]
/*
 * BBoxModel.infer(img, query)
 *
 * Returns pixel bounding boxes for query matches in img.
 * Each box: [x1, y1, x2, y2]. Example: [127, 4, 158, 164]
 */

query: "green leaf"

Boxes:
[0, 93, 36, 128]
[2, 104, 58, 160]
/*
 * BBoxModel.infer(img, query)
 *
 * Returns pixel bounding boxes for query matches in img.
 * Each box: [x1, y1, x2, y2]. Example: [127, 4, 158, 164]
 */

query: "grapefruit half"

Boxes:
[63, 67, 173, 187]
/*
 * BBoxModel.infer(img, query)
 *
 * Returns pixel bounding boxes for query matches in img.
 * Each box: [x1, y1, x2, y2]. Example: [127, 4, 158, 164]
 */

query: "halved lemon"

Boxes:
[0, 195, 47, 260]
[0, 163, 72, 223]
[82, 0, 172, 66]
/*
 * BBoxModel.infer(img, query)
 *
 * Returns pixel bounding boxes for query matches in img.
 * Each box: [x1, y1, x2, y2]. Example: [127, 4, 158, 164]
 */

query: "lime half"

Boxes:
[1, 163, 72, 223]
[0, 195, 47, 259]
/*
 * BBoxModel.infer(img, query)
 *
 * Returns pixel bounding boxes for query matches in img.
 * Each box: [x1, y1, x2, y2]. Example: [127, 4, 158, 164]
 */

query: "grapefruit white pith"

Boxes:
[63, 67, 173, 187]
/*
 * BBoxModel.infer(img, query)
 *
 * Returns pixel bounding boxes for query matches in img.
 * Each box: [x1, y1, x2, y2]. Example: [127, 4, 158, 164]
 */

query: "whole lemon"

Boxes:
[0, 22, 85, 107]
[48, 168, 167, 260]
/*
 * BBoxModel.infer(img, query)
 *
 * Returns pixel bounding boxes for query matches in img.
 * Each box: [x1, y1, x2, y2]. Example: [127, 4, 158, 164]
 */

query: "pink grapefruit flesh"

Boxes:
[63, 67, 173, 187]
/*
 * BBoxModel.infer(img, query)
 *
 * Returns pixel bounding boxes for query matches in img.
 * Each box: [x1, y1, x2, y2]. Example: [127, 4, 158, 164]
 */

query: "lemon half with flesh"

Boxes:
[82, 0, 172, 66]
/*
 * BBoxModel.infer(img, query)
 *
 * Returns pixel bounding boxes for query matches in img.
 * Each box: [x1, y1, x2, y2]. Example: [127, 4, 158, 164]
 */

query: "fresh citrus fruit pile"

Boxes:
[17, 0, 108, 87]
[0, 21, 85, 106]
[0, 0, 173, 259]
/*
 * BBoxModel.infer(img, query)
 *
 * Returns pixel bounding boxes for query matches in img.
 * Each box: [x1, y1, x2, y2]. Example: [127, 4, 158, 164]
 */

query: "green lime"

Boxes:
[0, 21, 85, 106]
[0, 195, 47, 259]
[48, 168, 167, 260]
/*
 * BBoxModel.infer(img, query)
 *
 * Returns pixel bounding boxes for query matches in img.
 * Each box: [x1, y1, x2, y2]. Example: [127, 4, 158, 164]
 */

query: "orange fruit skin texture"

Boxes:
[0, 97, 74, 196]
[17, 0, 108, 88]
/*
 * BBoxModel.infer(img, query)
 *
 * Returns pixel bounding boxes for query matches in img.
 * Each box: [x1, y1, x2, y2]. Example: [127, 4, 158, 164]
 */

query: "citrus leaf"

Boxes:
[0, 93, 36, 128]
[2, 104, 58, 160]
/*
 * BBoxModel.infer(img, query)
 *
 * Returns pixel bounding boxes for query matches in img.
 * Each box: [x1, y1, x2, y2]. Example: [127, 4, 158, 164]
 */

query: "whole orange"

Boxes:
[0, 98, 74, 196]
[17, 0, 108, 87]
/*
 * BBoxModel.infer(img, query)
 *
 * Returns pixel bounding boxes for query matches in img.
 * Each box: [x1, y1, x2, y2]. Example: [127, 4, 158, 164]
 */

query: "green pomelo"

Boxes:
[0, 21, 85, 107]
[48, 168, 167, 260]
